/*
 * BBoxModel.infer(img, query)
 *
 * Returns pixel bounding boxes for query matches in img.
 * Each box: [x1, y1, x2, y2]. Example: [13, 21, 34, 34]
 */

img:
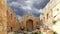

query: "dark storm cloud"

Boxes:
[33, 0, 49, 9]
[7, 0, 50, 19]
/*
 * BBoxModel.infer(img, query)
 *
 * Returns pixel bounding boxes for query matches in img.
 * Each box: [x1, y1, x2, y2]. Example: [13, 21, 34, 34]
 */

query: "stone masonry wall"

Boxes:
[0, 0, 7, 34]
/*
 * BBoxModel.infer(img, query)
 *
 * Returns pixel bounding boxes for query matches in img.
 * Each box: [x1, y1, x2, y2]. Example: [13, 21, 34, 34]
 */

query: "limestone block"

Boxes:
[0, 26, 3, 31]
[46, 30, 53, 34]
[8, 32, 15, 34]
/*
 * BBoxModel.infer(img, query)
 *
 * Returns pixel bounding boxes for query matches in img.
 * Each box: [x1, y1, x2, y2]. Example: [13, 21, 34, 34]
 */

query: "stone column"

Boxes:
[0, 0, 7, 34]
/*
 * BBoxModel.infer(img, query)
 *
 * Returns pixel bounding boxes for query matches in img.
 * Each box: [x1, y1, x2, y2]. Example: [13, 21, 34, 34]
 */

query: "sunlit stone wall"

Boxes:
[40, 0, 60, 34]
[0, 0, 7, 34]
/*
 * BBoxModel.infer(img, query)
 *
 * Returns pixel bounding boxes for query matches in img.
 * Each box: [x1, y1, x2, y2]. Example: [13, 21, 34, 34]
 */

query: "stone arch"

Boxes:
[26, 19, 33, 31]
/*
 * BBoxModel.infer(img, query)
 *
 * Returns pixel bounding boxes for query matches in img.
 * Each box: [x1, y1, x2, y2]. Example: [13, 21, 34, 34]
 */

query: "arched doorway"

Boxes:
[26, 19, 33, 31]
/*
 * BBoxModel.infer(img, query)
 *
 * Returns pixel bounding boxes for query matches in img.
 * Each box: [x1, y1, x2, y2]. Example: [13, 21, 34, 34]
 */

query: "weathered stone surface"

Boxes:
[0, 0, 20, 34]
[7, 7, 20, 32]
[0, 0, 7, 34]
[20, 14, 40, 31]
[40, 0, 60, 34]
[0, 26, 3, 32]
[8, 32, 15, 34]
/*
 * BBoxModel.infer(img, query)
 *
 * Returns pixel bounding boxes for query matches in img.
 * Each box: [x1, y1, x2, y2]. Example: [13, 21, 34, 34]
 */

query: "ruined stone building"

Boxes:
[0, 0, 20, 34]
[20, 14, 40, 31]
[7, 7, 20, 32]
[40, 0, 60, 26]
[40, 0, 60, 34]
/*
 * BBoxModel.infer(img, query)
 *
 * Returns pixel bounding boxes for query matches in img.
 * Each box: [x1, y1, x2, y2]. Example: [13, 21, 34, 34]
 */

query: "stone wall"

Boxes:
[7, 7, 20, 32]
[20, 14, 40, 31]
[0, 0, 7, 34]
[40, 0, 60, 34]
[0, 0, 20, 34]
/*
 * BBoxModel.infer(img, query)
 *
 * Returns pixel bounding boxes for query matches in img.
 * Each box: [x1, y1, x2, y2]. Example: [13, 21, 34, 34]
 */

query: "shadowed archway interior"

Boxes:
[26, 19, 33, 31]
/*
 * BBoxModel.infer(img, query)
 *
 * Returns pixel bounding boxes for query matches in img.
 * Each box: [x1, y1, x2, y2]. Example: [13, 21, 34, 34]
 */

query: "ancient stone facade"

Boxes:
[7, 7, 20, 32]
[20, 14, 40, 31]
[40, 0, 60, 34]
[0, 0, 20, 34]
[40, 0, 60, 29]
[0, 6, 20, 34]
[0, 0, 7, 34]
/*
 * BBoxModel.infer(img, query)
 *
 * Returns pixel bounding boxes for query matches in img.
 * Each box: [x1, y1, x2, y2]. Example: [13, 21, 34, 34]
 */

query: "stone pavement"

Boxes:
[8, 32, 32, 34]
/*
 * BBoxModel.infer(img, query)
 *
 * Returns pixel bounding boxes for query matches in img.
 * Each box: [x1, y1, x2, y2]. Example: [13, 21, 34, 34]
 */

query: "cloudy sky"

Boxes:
[7, 0, 50, 19]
